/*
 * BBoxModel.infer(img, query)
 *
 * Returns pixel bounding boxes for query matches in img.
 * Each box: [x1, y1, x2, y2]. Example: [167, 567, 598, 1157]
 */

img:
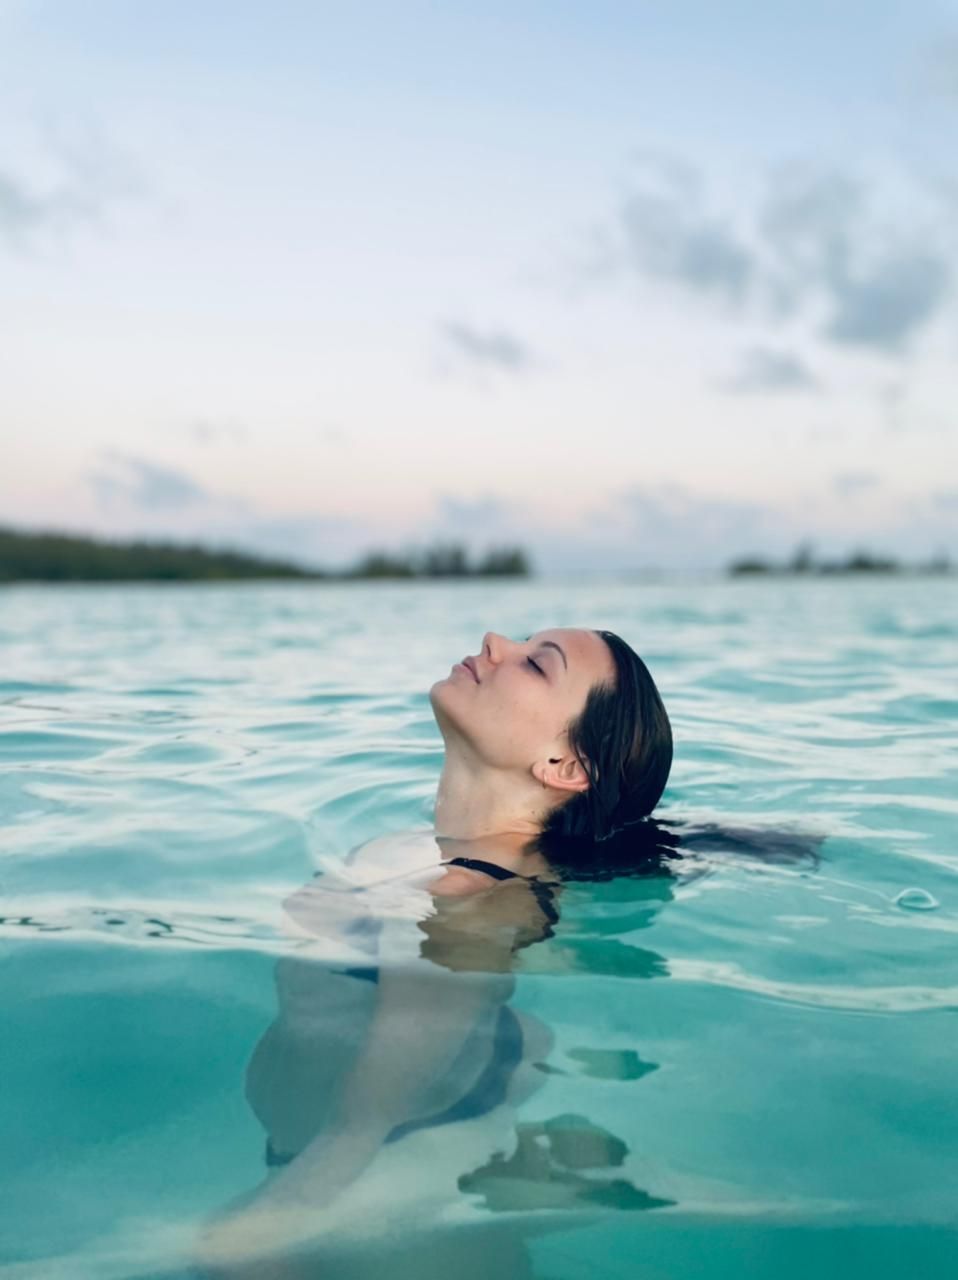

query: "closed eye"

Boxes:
[526, 656, 545, 676]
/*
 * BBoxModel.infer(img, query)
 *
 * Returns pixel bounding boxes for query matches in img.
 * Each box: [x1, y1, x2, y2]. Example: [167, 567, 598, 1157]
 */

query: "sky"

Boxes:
[2, 0, 957, 573]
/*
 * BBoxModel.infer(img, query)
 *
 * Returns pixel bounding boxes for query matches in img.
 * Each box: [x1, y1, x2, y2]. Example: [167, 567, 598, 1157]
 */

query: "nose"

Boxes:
[481, 631, 512, 664]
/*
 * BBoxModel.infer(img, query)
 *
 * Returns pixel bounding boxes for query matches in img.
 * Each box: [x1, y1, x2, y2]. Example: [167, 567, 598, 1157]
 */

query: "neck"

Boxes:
[433, 750, 554, 875]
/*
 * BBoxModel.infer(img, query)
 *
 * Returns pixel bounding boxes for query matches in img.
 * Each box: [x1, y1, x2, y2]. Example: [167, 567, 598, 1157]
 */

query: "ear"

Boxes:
[531, 752, 591, 795]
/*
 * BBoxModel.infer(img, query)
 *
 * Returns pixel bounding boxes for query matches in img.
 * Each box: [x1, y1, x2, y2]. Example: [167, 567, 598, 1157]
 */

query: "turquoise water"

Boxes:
[1, 579, 956, 1278]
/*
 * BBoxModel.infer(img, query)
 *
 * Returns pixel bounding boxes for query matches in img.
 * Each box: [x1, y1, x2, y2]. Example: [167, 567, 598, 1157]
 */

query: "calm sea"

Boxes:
[1, 579, 956, 1278]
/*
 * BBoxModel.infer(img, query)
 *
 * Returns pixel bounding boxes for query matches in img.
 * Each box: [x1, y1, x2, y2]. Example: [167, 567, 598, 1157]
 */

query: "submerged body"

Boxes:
[198, 832, 570, 1269]
[197, 626, 675, 1268]
[247, 830, 560, 1164]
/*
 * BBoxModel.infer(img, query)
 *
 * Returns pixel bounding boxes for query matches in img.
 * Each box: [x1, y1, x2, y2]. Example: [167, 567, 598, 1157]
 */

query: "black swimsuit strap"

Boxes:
[441, 856, 520, 881]
[441, 856, 560, 930]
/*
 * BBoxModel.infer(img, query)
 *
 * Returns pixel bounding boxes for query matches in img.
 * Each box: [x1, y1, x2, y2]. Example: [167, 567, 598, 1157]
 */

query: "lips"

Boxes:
[462, 656, 480, 683]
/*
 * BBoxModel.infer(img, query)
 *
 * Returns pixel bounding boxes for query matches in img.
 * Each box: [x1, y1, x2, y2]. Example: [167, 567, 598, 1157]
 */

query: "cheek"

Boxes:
[485, 674, 560, 741]
[435, 671, 567, 763]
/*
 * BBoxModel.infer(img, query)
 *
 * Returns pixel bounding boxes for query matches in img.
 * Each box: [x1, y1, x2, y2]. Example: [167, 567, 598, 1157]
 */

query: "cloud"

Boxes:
[923, 32, 958, 97]
[833, 470, 880, 496]
[601, 159, 954, 360]
[618, 160, 753, 305]
[719, 346, 820, 394]
[763, 172, 951, 351]
[189, 419, 249, 445]
[823, 251, 950, 351]
[759, 171, 863, 310]
[0, 125, 142, 251]
[439, 321, 534, 372]
[0, 161, 107, 246]
[89, 452, 210, 511]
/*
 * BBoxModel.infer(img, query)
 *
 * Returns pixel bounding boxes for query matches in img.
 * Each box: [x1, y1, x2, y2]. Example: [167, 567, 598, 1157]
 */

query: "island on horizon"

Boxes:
[0, 527, 531, 583]
[727, 543, 953, 578]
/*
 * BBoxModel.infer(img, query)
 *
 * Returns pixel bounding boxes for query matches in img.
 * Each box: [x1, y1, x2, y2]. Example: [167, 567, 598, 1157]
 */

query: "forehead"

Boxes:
[529, 627, 614, 682]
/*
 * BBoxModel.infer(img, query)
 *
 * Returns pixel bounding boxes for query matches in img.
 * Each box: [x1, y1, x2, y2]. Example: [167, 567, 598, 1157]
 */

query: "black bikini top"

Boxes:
[442, 855, 521, 881]
[441, 856, 559, 927]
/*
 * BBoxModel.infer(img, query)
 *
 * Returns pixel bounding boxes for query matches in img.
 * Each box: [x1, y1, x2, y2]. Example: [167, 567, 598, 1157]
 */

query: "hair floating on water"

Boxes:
[536, 813, 824, 883]
[535, 629, 823, 881]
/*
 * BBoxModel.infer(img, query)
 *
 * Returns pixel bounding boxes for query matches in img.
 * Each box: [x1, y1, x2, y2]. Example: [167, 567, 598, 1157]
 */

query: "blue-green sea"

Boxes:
[1, 579, 956, 1278]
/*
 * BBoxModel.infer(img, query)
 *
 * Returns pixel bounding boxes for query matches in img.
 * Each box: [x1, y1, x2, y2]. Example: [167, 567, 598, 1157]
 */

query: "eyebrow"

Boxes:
[524, 637, 568, 670]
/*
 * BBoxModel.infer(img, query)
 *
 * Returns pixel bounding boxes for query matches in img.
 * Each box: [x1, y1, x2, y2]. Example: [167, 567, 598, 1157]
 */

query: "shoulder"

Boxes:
[343, 829, 439, 880]
[428, 866, 498, 898]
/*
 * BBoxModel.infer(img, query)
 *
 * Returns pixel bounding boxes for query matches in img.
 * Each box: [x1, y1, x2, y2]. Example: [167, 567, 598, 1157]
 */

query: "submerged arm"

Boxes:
[197, 884, 519, 1268]
[267, 957, 513, 1200]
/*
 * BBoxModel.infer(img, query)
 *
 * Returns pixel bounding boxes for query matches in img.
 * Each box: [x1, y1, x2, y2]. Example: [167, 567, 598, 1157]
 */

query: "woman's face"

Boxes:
[430, 628, 616, 773]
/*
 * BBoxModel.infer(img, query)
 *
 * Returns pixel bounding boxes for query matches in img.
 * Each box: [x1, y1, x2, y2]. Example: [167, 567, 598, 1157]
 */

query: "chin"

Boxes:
[428, 676, 453, 716]
[429, 677, 468, 738]
[428, 675, 448, 701]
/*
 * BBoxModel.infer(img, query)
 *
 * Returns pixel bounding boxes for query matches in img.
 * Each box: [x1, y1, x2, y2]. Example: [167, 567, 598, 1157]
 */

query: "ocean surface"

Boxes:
[1, 578, 956, 1279]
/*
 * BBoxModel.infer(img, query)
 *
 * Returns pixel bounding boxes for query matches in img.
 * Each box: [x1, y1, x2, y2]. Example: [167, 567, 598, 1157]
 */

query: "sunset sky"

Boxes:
[3, 1, 957, 572]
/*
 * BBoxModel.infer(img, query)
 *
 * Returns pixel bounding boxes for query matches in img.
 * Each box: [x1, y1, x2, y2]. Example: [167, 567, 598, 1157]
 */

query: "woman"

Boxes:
[196, 627, 680, 1272]
[305, 625, 673, 893]
[427, 626, 674, 881]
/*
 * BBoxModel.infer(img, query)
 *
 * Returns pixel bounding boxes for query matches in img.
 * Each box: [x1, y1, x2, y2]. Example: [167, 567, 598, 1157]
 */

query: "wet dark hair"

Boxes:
[534, 629, 823, 881]
[546, 631, 672, 837]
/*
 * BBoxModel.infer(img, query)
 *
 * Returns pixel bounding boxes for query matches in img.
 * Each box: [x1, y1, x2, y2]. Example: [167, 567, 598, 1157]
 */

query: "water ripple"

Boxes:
[1, 579, 957, 1274]
[668, 958, 958, 1013]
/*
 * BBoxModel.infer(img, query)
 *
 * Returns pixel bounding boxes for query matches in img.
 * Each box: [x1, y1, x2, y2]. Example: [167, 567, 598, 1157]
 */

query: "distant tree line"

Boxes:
[0, 527, 320, 582]
[348, 543, 529, 579]
[728, 542, 953, 577]
[0, 527, 531, 583]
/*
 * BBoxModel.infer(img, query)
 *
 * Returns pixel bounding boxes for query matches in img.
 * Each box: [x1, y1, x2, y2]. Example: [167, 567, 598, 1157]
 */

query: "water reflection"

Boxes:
[460, 1113, 674, 1214]
[196, 862, 677, 1276]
